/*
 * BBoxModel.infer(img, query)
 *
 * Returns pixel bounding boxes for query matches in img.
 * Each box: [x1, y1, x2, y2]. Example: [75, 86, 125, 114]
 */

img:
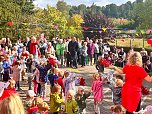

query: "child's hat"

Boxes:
[27, 90, 36, 97]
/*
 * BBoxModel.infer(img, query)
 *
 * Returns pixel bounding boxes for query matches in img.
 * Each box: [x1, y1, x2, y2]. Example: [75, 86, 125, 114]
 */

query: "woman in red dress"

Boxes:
[109, 52, 152, 114]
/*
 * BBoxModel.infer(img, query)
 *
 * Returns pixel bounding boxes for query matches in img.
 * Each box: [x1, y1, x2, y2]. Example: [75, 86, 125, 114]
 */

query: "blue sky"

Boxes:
[33, 0, 136, 8]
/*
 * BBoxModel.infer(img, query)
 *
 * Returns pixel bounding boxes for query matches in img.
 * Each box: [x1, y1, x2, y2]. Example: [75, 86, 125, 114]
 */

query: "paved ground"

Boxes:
[18, 65, 152, 114]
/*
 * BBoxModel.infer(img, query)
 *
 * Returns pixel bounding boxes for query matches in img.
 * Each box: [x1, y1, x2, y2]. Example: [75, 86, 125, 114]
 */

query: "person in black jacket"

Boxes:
[68, 37, 79, 68]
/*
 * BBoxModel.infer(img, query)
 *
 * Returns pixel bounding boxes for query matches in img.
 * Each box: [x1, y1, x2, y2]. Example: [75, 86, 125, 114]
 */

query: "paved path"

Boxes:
[18, 66, 152, 114]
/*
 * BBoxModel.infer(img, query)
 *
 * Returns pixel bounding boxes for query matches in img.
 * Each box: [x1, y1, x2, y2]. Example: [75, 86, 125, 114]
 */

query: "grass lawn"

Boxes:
[108, 38, 152, 50]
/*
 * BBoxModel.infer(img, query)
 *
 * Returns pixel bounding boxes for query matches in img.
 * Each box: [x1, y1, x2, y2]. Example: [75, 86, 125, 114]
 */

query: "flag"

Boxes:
[84, 27, 89, 30]
[102, 28, 107, 32]
[140, 30, 145, 34]
[136, 33, 139, 36]
[99, 31, 102, 33]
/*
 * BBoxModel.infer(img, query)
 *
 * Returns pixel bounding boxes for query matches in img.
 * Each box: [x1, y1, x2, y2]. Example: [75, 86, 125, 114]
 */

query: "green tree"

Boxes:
[67, 14, 83, 37]
[130, 0, 152, 29]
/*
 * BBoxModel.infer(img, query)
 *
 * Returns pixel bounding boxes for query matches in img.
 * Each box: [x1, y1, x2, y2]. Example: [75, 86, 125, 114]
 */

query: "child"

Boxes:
[63, 71, 76, 97]
[64, 90, 78, 114]
[57, 70, 64, 95]
[12, 61, 21, 91]
[33, 68, 40, 95]
[50, 84, 64, 114]
[0, 56, 4, 81]
[38, 102, 49, 114]
[20, 56, 27, 81]
[48, 67, 59, 89]
[75, 87, 90, 114]
[35, 61, 51, 99]
[25, 90, 36, 111]
[7, 79, 16, 92]
[91, 73, 104, 114]
[96, 56, 104, 74]
[28, 96, 43, 114]
[108, 78, 123, 105]
[112, 105, 124, 114]
[26, 54, 34, 90]
[3, 54, 11, 82]
[26, 54, 34, 73]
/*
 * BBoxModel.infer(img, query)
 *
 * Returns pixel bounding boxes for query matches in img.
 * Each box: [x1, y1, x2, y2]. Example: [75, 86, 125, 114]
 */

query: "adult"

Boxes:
[80, 42, 88, 67]
[65, 38, 71, 67]
[110, 52, 152, 114]
[94, 39, 99, 64]
[55, 39, 65, 67]
[29, 36, 42, 59]
[68, 37, 79, 68]
[140, 48, 148, 56]
[16, 38, 24, 58]
[45, 42, 55, 57]
[39, 39, 48, 55]
[117, 48, 126, 67]
[87, 39, 95, 65]
[98, 39, 104, 56]
[25, 37, 31, 52]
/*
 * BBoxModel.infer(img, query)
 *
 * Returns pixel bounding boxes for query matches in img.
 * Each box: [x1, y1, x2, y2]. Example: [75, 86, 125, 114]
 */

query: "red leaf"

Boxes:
[8, 22, 12, 27]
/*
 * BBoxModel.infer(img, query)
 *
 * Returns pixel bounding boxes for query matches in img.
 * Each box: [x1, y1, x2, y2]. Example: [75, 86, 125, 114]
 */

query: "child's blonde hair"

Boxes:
[0, 55, 4, 62]
[51, 67, 59, 74]
[51, 84, 61, 93]
[67, 90, 75, 98]
[0, 93, 25, 114]
[92, 73, 100, 81]
[115, 79, 123, 87]
[29, 54, 33, 59]
[38, 102, 49, 112]
[8, 79, 16, 89]
[31, 96, 43, 107]
[58, 70, 64, 77]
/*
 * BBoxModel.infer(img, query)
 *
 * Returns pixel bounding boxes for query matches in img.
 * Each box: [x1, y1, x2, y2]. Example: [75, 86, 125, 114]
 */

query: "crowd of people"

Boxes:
[0, 36, 152, 114]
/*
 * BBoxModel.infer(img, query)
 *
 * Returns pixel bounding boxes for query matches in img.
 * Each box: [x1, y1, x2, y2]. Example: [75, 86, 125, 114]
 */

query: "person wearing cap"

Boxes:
[75, 87, 91, 114]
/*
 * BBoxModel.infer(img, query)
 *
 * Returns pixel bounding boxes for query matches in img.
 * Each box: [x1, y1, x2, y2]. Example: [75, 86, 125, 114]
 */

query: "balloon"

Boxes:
[147, 39, 152, 44]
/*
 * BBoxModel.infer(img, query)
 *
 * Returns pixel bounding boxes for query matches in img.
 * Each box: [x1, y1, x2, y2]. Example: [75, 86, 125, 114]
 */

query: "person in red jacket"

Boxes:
[29, 36, 42, 58]
[57, 70, 64, 95]
[109, 52, 152, 114]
